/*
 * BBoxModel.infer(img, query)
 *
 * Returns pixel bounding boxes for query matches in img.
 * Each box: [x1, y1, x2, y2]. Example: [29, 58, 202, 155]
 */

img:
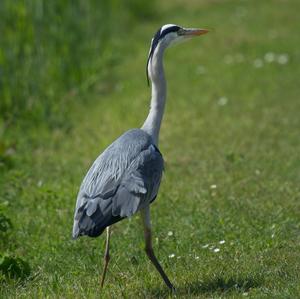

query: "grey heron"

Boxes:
[72, 24, 209, 291]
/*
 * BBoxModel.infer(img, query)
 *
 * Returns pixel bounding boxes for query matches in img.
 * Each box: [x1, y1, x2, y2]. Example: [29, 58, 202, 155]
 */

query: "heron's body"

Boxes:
[72, 24, 209, 291]
[73, 129, 163, 238]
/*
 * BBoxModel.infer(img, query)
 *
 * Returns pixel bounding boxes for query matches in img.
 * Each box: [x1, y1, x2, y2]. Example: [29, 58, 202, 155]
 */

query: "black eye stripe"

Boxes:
[160, 26, 180, 38]
[151, 25, 181, 57]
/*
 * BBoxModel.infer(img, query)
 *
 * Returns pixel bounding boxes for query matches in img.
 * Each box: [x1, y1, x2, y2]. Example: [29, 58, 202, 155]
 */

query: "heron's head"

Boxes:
[146, 24, 209, 84]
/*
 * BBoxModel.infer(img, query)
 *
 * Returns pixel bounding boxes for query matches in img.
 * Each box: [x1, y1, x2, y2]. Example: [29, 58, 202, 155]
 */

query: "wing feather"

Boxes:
[73, 129, 164, 238]
[112, 144, 163, 218]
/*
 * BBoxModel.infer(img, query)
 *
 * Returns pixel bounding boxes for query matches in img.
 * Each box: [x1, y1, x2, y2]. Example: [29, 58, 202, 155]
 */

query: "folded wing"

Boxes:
[72, 129, 163, 238]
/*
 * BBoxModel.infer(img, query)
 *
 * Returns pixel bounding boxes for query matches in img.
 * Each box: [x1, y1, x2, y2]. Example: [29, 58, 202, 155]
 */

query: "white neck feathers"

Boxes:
[141, 44, 167, 146]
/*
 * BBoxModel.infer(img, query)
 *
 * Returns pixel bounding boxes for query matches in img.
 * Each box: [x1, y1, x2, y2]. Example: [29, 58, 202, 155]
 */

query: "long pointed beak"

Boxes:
[182, 28, 209, 36]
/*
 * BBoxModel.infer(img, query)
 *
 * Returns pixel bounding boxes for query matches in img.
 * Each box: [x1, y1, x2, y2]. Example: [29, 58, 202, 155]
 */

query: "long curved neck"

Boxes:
[141, 45, 166, 146]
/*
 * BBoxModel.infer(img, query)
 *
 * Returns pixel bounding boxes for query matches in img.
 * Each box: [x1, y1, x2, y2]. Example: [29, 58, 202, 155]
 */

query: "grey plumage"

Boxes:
[72, 24, 209, 290]
[72, 129, 163, 238]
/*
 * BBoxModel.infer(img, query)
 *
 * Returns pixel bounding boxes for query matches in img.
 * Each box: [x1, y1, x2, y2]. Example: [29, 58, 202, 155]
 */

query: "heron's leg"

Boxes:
[100, 226, 111, 288]
[141, 206, 175, 291]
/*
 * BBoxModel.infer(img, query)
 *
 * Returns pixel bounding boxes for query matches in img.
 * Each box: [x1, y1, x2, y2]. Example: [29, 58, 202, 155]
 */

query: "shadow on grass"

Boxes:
[183, 276, 261, 294]
[145, 275, 262, 298]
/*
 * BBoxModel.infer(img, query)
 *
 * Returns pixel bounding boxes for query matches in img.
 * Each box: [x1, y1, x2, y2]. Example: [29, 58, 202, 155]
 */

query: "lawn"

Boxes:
[1, 0, 300, 298]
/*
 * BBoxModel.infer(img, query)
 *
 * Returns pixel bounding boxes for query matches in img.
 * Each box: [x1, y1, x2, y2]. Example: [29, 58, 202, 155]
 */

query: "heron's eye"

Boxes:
[177, 29, 185, 36]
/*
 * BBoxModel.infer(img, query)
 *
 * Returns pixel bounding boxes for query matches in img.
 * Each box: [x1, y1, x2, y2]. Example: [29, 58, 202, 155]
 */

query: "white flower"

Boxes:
[196, 65, 206, 75]
[195, 256, 200, 260]
[219, 240, 225, 244]
[168, 254, 175, 258]
[253, 59, 263, 68]
[213, 248, 220, 253]
[167, 231, 173, 236]
[218, 97, 228, 106]
[264, 52, 275, 63]
[277, 54, 289, 64]
[37, 180, 43, 187]
[224, 55, 234, 64]
[202, 244, 209, 248]
[210, 184, 217, 189]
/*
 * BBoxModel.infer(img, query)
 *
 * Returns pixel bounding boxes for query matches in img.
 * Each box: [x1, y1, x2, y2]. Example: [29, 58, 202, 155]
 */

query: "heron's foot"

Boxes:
[169, 284, 176, 293]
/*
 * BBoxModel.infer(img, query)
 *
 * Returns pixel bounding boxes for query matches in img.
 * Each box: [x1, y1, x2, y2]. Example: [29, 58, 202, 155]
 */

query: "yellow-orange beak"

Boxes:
[182, 28, 210, 36]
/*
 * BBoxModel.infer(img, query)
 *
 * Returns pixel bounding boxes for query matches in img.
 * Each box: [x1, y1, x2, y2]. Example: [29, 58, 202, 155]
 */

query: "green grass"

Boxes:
[0, 0, 157, 126]
[1, 0, 300, 298]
